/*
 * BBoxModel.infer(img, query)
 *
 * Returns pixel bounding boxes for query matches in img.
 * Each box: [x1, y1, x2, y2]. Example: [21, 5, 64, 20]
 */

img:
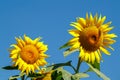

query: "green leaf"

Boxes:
[44, 66, 54, 73]
[9, 73, 25, 80]
[57, 68, 72, 80]
[27, 73, 45, 78]
[71, 73, 89, 80]
[51, 70, 63, 80]
[49, 61, 72, 70]
[9, 75, 20, 80]
[87, 63, 110, 80]
[59, 43, 70, 49]
[2, 66, 18, 70]
[63, 49, 79, 57]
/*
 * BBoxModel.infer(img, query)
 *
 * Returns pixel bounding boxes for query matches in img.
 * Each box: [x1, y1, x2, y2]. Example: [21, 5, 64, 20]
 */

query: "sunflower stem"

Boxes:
[76, 57, 82, 73]
[69, 64, 77, 73]
[21, 75, 25, 80]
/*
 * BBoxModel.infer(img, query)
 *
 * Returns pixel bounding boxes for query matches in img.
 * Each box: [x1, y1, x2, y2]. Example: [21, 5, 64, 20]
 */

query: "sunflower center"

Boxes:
[79, 26, 103, 52]
[20, 45, 39, 64]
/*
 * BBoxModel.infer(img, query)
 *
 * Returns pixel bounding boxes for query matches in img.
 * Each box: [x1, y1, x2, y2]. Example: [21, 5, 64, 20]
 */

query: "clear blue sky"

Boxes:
[0, 0, 119, 80]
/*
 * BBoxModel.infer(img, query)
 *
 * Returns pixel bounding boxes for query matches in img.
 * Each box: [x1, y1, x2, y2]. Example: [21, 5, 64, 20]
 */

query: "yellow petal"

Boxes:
[97, 15, 102, 26]
[68, 38, 79, 43]
[15, 59, 20, 66]
[103, 27, 114, 33]
[18, 62, 23, 70]
[10, 53, 18, 59]
[94, 13, 98, 24]
[39, 53, 48, 58]
[97, 50, 102, 58]
[85, 53, 89, 62]
[31, 65, 35, 73]
[21, 64, 27, 73]
[99, 16, 106, 25]
[94, 51, 100, 63]
[10, 49, 19, 55]
[77, 18, 86, 27]
[100, 22, 111, 30]
[70, 22, 83, 31]
[86, 13, 89, 24]
[36, 42, 43, 48]
[39, 45, 48, 52]
[100, 47, 111, 55]
[68, 30, 80, 37]
[104, 34, 117, 38]
[70, 42, 80, 51]
[91, 52, 95, 64]
[79, 47, 84, 57]
[90, 13, 94, 25]
[19, 37, 26, 46]
[24, 35, 33, 44]
[34, 63, 40, 70]
[10, 44, 21, 51]
[15, 38, 24, 48]
[33, 37, 41, 45]
[108, 46, 114, 51]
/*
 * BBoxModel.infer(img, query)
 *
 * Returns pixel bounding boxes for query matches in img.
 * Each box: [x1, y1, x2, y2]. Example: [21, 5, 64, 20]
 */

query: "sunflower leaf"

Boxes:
[51, 70, 63, 80]
[57, 67, 72, 80]
[9, 75, 20, 80]
[2, 66, 18, 70]
[71, 73, 89, 80]
[63, 48, 79, 57]
[87, 63, 110, 80]
[48, 61, 72, 70]
[27, 73, 45, 78]
[59, 42, 70, 49]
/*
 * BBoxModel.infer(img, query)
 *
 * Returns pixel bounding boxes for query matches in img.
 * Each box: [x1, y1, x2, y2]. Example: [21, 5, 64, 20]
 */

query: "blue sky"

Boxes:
[0, 0, 119, 80]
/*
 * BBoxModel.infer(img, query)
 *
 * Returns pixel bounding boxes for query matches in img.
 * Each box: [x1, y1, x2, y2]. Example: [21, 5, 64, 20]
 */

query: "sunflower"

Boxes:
[61, 13, 117, 63]
[9, 35, 48, 74]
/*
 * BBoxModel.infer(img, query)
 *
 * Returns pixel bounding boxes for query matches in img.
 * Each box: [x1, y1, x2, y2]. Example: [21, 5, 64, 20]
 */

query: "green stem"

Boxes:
[21, 75, 25, 80]
[76, 57, 82, 73]
[69, 64, 77, 73]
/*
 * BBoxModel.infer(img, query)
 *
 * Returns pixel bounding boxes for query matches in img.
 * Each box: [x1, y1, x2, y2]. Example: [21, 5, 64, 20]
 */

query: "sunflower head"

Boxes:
[9, 35, 48, 74]
[61, 13, 117, 63]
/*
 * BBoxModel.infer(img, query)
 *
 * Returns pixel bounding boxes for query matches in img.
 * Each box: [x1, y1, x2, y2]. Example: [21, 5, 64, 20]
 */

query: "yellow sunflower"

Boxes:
[62, 13, 117, 63]
[9, 35, 48, 74]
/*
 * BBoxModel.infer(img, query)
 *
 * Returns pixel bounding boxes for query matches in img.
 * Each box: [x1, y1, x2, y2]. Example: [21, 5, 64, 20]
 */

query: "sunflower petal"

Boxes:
[94, 51, 100, 63]
[70, 22, 83, 31]
[104, 34, 117, 38]
[24, 35, 33, 44]
[100, 47, 111, 55]
[68, 29, 80, 37]
[77, 18, 86, 27]
[33, 37, 41, 44]
[91, 52, 95, 64]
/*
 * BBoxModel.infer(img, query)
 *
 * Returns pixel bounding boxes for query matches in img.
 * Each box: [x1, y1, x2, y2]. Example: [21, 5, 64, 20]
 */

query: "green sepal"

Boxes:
[91, 60, 100, 71]
[2, 65, 18, 70]
[59, 42, 70, 50]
